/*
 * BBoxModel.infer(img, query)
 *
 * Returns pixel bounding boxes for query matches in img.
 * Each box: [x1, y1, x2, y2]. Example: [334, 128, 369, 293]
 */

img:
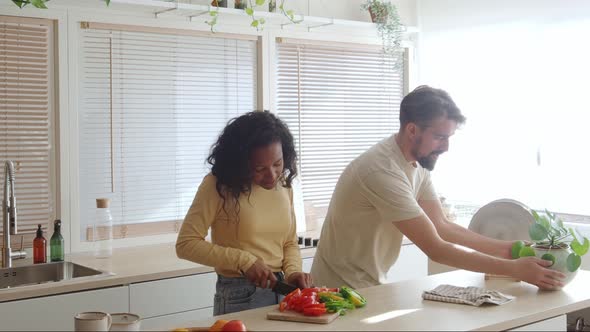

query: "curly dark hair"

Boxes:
[207, 111, 297, 216]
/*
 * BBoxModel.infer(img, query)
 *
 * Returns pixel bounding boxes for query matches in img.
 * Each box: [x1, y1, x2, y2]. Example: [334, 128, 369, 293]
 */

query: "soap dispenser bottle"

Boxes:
[50, 219, 65, 262]
[33, 224, 47, 264]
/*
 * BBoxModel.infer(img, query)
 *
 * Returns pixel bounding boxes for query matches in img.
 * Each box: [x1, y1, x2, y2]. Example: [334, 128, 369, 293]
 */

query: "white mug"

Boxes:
[110, 313, 141, 331]
[75, 312, 112, 331]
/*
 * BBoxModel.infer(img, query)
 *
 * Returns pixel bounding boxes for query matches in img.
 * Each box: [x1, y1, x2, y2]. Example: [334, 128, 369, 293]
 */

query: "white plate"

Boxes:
[468, 199, 534, 241]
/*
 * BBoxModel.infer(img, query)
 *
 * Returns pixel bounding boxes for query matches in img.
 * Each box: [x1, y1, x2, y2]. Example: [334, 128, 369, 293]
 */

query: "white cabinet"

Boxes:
[129, 272, 217, 323]
[385, 244, 428, 283]
[509, 314, 566, 331]
[141, 307, 213, 330]
[0, 286, 129, 331]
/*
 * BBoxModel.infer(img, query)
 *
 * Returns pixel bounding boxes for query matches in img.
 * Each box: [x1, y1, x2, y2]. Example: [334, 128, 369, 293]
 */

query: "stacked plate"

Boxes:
[468, 199, 534, 241]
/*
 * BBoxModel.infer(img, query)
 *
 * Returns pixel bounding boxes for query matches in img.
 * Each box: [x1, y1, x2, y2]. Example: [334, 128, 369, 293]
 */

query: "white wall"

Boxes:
[416, 0, 590, 215]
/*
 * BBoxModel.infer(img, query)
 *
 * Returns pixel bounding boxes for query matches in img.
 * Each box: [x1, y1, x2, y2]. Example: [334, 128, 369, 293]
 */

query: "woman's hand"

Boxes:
[287, 272, 313, 289]
[244, 259, 277, 289]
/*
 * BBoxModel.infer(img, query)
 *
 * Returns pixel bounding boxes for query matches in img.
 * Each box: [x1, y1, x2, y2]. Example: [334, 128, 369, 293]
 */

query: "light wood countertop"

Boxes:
[170, 269, 590, 331]
[0, 243, 317, 303]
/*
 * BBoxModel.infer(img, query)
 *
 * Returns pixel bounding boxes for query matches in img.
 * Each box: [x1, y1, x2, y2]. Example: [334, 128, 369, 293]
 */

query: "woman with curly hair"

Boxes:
[176, 111, 313, 315]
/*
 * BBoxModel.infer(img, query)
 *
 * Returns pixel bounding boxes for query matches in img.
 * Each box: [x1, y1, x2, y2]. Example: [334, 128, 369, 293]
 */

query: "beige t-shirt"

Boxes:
[311, 134, 438, 289]
[176, 174, 302, 279]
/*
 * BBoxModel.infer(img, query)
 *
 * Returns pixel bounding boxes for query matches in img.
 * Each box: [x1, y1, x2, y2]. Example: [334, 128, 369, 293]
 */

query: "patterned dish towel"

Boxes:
[422, 284, 515, 306]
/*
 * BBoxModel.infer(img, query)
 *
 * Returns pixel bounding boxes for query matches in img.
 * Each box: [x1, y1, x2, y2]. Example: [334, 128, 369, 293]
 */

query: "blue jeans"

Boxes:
[213, 272, 285, 315]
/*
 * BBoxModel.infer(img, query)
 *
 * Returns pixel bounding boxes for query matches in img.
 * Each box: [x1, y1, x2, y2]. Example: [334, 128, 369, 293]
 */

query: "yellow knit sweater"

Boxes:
[176, 174, 302, 278]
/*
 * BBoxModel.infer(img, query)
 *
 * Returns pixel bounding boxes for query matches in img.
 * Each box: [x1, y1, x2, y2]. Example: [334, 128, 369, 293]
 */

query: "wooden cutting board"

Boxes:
[266, 309, 339, 324]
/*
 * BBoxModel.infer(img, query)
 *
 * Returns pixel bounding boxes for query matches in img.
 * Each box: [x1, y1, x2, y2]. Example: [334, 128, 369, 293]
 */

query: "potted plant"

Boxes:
[511, 209, 589, 287]
[361, 0, 405, 60]
[234, 0, 247, 10]
[211, 0, 228, 7]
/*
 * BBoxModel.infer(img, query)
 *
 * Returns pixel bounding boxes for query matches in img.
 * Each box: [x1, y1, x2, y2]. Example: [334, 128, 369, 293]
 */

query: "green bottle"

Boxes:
[50, 219, 65, 262]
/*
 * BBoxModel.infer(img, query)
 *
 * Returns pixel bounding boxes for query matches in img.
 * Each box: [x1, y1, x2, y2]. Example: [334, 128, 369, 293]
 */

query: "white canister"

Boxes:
[75, 312, 112, 331]
[110, 313, 141, 331]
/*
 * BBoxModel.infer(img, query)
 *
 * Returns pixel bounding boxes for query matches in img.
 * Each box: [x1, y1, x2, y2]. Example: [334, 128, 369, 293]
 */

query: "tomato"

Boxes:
[317, 287, 339, 293]
[221, 320, 247, 332]
[284, 288, 301, 302]
[209, 319, 229, 332]
[301, 287, 320, 296]
[298, 296, 316, 310]
[287, 296, 301, 311]
[303, 306, 327, 316]
[279, 301, 288, 312]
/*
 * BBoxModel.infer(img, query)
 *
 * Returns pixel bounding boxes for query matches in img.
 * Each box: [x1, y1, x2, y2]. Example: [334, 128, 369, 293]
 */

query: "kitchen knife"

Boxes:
[272, 280, 298, 295]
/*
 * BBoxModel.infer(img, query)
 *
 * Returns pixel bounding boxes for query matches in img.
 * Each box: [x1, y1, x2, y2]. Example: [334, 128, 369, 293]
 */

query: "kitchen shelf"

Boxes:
[108, 0, 419, 33]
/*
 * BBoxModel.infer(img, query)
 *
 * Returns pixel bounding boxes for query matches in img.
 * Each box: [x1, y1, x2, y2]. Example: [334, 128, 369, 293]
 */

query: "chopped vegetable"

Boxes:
[340, 286, 367, 308]
[278, 286, 366, 317]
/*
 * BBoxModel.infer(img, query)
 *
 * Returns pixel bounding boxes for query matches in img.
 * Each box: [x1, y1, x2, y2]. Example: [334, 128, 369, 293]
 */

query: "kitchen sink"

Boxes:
[0, 261, 111, 289]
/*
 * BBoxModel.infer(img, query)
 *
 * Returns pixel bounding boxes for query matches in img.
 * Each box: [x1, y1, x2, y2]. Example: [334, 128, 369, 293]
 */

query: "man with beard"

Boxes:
[310, 86, 564, 290]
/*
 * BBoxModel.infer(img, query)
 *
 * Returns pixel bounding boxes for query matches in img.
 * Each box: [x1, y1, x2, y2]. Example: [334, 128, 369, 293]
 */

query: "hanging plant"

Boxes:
[209, 0, 302, 31]
[278, 0, 303, 23]
[361, 0, 405, 64]
[245, 0, 267, 31]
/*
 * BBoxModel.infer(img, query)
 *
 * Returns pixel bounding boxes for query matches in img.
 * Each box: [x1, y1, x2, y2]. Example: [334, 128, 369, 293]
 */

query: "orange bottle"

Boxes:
[33, 224, 47, 264]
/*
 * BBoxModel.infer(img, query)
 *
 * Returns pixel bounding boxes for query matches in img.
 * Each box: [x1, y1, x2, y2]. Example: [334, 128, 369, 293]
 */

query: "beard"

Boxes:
[417, 152, 441, 171]
[412, 137, 443, 171]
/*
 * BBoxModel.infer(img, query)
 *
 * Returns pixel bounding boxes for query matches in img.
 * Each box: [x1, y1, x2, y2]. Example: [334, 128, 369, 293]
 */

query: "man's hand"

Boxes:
[287, 272, 313, 289]
[244, 258, 277, 289]
[510, 257, 566, 290]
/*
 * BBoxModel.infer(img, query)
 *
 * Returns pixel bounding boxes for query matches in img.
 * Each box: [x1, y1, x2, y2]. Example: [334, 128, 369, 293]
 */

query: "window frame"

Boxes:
[71, 20, 263, 252]
[268, 28, 414, 233]
[0, 14, 62, 253]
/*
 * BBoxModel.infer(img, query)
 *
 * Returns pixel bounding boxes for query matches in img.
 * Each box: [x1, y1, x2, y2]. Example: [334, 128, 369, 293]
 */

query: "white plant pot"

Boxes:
[532, 245, 578, 288]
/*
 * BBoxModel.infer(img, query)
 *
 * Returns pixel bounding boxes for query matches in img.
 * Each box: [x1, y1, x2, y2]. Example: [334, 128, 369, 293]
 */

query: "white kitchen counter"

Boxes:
[169, 269, 590, 331]
[0, 243, 316, 303]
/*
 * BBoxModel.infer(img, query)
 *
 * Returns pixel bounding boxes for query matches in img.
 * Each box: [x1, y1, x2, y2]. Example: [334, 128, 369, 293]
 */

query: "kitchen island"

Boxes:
[168, 269, 590, 331]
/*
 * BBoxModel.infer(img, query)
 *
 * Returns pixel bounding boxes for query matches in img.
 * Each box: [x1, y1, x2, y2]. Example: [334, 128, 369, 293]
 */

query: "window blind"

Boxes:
[78, 25, 257, 241]
[276, 42, 405, 229]
[0, 16, 54, 248]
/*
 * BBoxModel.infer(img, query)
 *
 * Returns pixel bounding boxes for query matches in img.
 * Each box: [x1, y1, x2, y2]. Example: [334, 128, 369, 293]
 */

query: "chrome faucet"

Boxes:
[3, 161, 26, 268]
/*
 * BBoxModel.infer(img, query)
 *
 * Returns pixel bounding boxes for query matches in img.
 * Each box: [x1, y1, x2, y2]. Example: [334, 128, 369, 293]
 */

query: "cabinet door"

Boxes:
[0, 286, 129, 331]
[385, 244, 428, 283]
[509, 314, 566, 331]
[141, 307, 213, 330]
[130, 272, 217, 319]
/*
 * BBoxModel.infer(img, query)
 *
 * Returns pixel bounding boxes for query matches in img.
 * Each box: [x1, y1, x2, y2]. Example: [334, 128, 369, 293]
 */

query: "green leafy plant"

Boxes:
[244, 0, 267, 31]
[206, 0, 302, 32]
[206, 0, 223, 31]
[361, 0, 404, 64]
[511, 209, 589, 273]
[278, 0, 302, 24]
